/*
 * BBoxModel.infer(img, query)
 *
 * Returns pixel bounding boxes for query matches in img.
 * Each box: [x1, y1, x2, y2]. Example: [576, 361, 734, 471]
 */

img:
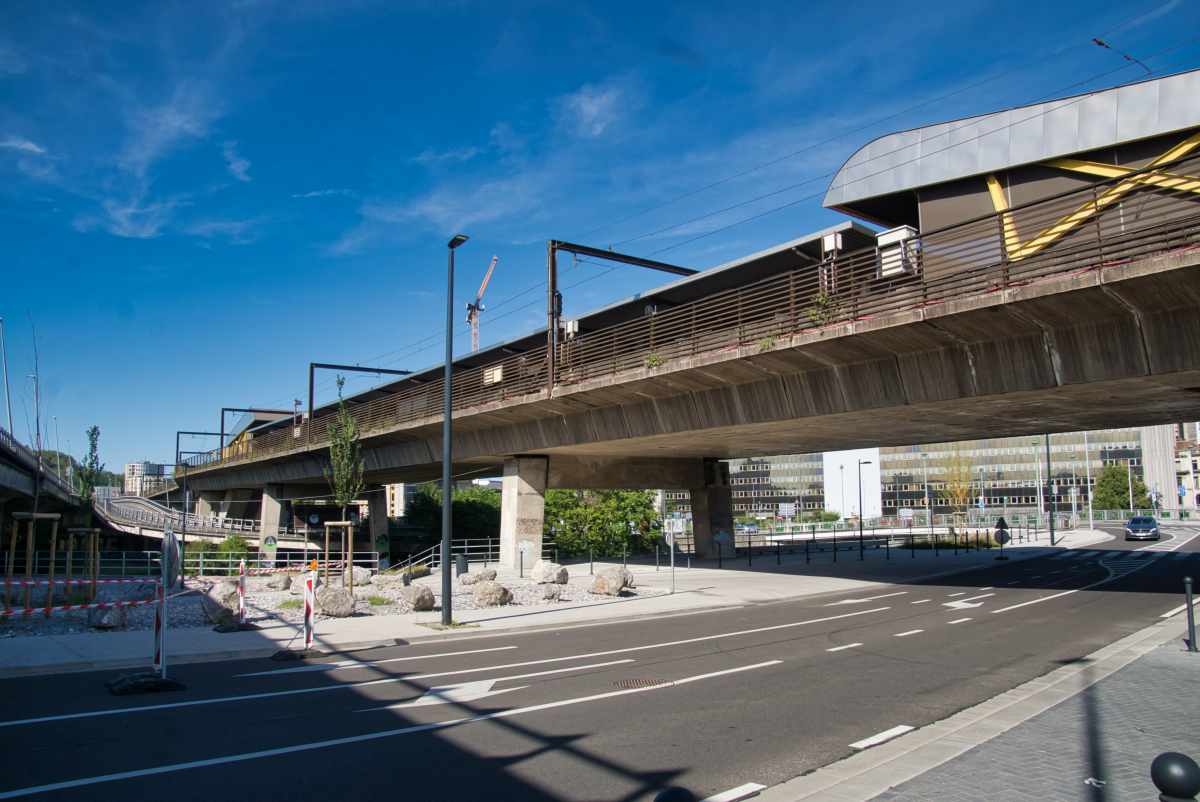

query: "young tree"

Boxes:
[76, 425, 104, 523]
[324, 377, 364, 585]
[938, 446, 975, 526]
[1091, 464, 1152, 511]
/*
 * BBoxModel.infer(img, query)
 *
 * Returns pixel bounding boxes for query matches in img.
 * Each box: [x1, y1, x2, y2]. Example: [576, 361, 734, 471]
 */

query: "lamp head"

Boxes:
[448, 235, 469, 250]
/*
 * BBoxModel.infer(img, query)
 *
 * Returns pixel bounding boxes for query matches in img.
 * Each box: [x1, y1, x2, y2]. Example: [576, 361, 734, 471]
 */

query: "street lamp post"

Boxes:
[443, 234, 468, 628]
[921, 452, 930, 533]
[51, 416, 61, 477]
[1127, 459, 1135, 513]
[839, 464, 844, 527]
[0, 317, 11, 434]
[1084, 430, 1094, 530]
[857, 460, 871, 560]
[1032, 438, 1042, 529]
[1046, 435, 1055, 547]
[1070, 454, 1078, 528]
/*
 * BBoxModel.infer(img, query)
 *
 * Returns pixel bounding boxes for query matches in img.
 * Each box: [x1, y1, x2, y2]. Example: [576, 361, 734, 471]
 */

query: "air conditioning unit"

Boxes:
[877, 225, 918, 278]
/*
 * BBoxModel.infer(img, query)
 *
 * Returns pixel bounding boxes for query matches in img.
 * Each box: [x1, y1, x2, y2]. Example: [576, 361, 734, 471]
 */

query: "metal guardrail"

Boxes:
[180, 152, 1200, 477]
[1, 550, 380, 579]
[0, 424, 76, 497]
[97, 497, 267, 536]
[390, 538, 557, 571]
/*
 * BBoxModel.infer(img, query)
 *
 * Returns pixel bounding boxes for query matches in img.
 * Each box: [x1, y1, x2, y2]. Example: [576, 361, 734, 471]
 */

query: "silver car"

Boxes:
[1124, 516, 1160, 540]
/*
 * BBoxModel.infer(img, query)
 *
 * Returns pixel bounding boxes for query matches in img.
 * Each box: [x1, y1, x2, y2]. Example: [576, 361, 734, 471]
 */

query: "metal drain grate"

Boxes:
[613, 678, 674, 689]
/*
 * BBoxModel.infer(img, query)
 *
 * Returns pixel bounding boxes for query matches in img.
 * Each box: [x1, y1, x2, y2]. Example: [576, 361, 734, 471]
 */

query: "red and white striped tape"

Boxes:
[1, 598, 159, 617]
[1, 579, 156, 587]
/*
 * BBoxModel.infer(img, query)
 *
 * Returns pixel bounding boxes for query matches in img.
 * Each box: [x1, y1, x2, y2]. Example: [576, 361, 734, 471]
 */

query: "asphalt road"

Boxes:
[1, 529, 1197, 802]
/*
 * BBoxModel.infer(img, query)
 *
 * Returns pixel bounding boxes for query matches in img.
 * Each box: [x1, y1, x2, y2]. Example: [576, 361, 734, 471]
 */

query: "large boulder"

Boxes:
[266, 572, 292, 591]
[590, 566, 634, 596]
[315, 586, 355, 618]
[399, 585, 435, 612]
[474, 580, 513, 607]
[350, 566, 372, 586]
[540, 585, 561, 601]
[531, 560, 568, 585]
[370, 574, 409, 590]
[289, 575, 323, 595]
[457, 568, 497, 586]
[200, 581, 241, 625]
[87, 583, 157, 629]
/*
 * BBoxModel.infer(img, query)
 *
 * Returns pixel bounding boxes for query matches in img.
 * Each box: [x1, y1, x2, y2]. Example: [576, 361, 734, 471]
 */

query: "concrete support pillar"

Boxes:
[689, 460, 732, 559]
[260, 485, 285, 563]
[369, 492, 389, 569]
[220, 489, 254, 520]
[500, 457, 548, 569]
[196, 492, 219, 519]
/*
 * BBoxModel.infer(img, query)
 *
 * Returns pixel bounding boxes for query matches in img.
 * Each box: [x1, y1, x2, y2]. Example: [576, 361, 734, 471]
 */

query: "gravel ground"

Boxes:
[0, 576, 665, 637]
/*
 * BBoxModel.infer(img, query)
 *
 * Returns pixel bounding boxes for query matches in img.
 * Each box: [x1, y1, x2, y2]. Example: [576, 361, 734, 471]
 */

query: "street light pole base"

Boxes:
[105, 672, 187, 695]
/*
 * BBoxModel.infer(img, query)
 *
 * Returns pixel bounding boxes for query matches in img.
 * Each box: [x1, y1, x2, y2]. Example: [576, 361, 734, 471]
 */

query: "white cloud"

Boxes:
[1, 136, 46, 153]
[411, 145, 483, 165]
[81, 196, 191, 239]
[293, 188, 351, 198]
[220, 141, 251, 181]
[0, 44, 26, 75]
[119, 82, 218, 178]
[553, 77, 639, 138]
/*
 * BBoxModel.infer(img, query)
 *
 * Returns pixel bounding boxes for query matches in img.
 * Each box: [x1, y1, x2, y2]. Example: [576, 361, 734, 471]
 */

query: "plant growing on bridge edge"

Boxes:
[758, 330, 780, 353]
[805, 293, 841, 328]
[644, 353, 666, 369]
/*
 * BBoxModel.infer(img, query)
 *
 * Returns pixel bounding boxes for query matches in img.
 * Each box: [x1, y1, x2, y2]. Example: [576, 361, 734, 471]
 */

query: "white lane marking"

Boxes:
[825, 591, 908, 606]
[0, 662, 782, 799]
[1030, 576, 1042, 579]
[978, 587, 994, 590]
[238, 646, 518, 677]
[946, 593, 965, 597]
[1006, 581, 1020, 585]
[361, 660, 635, 710]
[943, 593, 995, 610]
[826, 643, 863, 652]
[0, 609, 889, 729]
[1161, 603, 1193, 618]
[991, 590, 1078, 613]
[894, 630, 923, 637]
[947, 618, 972, 624]
[701, 783, 769, 802]
[1138, 530, 1200, 552]
[850, 724, 915, 750]
[910, 600, 931, 604]
[0, 658, 632, 730]
[1173, 553, 1191, 560]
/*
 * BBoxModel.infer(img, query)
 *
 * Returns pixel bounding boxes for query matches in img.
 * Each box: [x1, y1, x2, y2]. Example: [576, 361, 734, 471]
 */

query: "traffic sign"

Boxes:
[665, 532, 675, 546]
[996, 531, 1011, 545]
[899, 507, 914, 519]
[995, 516, 1009, 531]
[778, 503, 796, 517]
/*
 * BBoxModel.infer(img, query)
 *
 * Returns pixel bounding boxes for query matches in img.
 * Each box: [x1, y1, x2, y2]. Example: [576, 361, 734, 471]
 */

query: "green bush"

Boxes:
[277, 599, 303, 610]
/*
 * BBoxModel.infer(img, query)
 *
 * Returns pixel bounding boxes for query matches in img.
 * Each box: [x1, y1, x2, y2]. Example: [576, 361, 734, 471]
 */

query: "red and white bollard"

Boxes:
[303, 570, 316, 651]
[237, 559, 247, 626]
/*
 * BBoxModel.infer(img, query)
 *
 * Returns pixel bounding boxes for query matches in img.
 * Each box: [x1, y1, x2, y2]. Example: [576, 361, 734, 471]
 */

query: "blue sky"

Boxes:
[2, 0, 1198, 471]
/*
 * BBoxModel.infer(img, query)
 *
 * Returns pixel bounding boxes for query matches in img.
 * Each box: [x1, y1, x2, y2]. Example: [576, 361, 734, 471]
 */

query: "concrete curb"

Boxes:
[754, 613, 1189, 802]
[0, 601, 745, 678]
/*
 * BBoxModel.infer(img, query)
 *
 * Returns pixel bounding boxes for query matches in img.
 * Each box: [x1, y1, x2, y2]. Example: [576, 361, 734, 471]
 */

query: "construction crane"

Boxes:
[466, 255, 498, 351]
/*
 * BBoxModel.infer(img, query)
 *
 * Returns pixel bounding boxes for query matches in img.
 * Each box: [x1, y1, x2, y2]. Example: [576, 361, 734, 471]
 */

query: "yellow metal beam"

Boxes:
[1007, 131, 1200, 260]
[985, 174, 1020, 259]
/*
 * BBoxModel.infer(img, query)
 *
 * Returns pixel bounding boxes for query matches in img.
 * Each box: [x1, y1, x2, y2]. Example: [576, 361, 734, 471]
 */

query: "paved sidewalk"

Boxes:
[756, 612, 1197, 802]
[868, 635, 1200, 801]
[0, 527, 1111, 677]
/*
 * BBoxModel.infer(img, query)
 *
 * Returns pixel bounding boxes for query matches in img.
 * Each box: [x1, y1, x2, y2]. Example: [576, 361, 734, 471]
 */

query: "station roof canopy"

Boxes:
[823, 68, 1200, 226]
[248, 220, 877, 437]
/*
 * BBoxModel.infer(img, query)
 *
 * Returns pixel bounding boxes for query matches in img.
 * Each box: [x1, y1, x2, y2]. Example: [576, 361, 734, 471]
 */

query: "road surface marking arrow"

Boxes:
[942, 593, 995, 609]
[403, 680, 525, 707]
[825, 592, 908, 606]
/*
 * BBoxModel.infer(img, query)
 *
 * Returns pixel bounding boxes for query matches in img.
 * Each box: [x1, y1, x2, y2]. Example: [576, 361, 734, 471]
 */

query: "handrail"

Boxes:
[0, 424, 76, 497]
[181, 152, 1200, 476]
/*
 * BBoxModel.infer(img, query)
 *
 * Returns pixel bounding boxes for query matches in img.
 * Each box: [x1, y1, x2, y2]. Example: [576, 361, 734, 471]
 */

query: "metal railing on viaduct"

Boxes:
[0, 424, 77, 500]
[181, 151, 1200, 475]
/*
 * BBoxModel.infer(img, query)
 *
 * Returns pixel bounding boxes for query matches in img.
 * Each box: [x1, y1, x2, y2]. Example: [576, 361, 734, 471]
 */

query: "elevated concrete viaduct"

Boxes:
[176, 72, 1200, 567]
[182, 247, 1200, 564]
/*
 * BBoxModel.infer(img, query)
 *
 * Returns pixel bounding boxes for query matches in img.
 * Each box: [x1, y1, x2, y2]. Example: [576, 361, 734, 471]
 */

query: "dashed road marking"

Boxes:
[895, 630, 924, 637]
[948, 618, 972, 624]
[826, 643, 863, 652]
[911, 600, 931, 604]
[701, 783, 769, 802]
[851, 725, 915, 750]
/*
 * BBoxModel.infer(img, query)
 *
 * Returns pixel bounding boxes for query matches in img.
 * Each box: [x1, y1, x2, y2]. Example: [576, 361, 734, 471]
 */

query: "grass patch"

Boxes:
[363, 595, 393, 606]
[277, 599, 303, 610]
[416, 620, 479, 631]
